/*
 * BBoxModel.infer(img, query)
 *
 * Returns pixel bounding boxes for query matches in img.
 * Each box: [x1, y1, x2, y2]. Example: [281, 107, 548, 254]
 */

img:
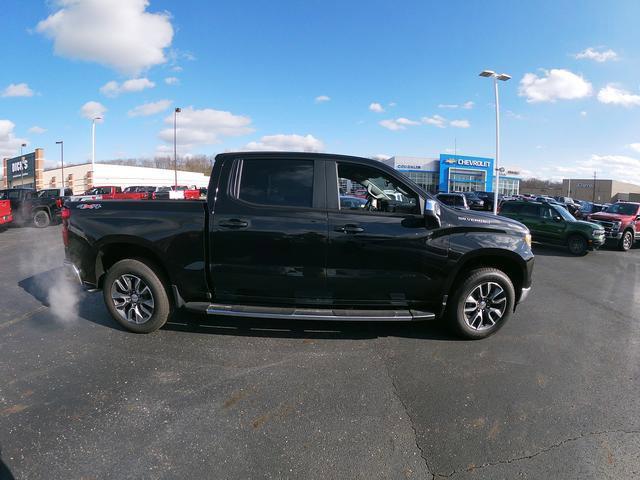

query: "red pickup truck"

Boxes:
[587, 202, 640, 251]
[84, 186, 148, 200]
[0, 199, 12, 227]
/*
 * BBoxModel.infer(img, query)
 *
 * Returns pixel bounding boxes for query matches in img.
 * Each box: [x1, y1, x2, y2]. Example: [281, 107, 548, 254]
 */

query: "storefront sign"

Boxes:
[7, 153, 35, 181]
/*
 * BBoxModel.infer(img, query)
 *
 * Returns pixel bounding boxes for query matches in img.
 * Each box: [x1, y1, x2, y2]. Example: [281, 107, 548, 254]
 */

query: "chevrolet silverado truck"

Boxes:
[0, 187, 61, 228]
[587, 202, 640, 251]
[63, 152, 534, 340]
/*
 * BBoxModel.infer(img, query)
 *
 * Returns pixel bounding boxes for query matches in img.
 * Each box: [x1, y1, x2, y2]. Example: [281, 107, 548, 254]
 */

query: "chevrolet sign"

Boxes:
[444, 158, 491, 168]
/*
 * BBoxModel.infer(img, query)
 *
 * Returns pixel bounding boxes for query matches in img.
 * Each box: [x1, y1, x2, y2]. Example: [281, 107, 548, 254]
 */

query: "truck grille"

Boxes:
[593, 220, 617, 236]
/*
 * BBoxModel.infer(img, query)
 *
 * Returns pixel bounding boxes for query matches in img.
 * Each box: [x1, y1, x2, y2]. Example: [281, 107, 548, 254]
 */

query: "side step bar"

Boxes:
[185, 302, 435, 322]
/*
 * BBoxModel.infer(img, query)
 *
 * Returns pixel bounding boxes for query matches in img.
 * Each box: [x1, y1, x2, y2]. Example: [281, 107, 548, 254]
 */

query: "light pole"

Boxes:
[20, 143, 26, 155]
[479, 70, 511, 214]
[174, 107, 181, 188]
[56, 141, 64, 188]
[91, 116, 102, 170]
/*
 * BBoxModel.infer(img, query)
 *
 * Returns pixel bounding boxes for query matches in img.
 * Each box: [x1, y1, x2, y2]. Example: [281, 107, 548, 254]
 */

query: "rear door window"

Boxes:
[520, 204, 540, 217]
[238, 159, 314, 208]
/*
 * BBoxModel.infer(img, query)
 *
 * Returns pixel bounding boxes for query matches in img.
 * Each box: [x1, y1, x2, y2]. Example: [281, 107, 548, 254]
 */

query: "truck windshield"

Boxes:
[606, 203, 639, 215]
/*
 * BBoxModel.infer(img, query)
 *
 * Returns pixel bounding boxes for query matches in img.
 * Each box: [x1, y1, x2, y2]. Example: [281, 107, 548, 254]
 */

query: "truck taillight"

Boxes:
[62, 206, 70, 247]
[56, 198, 63, 208]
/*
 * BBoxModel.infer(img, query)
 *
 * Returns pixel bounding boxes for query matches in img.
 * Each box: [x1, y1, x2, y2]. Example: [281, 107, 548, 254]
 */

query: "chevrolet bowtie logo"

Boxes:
[444, 158, 457, 165]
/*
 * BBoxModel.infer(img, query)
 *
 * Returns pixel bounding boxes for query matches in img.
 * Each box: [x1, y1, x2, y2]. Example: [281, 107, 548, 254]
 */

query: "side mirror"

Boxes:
[636, 215, 640, 221]
[553, 215, 562, 222]
[425, 199, 441, 228]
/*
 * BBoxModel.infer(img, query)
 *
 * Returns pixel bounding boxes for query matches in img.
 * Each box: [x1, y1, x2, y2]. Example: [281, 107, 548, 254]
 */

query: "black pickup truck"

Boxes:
[0, 187, 62, 228]
[63, 152, 534, 339]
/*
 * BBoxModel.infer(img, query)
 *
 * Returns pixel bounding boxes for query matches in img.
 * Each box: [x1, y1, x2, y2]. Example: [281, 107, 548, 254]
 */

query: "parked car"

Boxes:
[575, 201, 605, 219]
[339, 195, 367, 210]
[123, 186, 156, 199]
[436, 193, 469, 209]
[0, 198, 12, 228]
[0, 187, 62, 228]
[587, 202, 640, 251]
[463, 191, 485, 210]
[499, 200, 604, 255]
[37, 187, 74, 208]
[474, 191, 502, 211]
[152, 185, 200, 200]
[83, 186, 148, 200]
[63, 151, 534, 340]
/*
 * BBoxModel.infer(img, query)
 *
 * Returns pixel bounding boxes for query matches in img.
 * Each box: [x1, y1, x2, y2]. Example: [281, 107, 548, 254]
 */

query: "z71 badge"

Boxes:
[77, 203, 102, 210]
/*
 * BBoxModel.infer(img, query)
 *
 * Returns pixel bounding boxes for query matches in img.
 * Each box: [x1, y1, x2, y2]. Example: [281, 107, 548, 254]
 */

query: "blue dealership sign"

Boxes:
[438, 154, 494, 192]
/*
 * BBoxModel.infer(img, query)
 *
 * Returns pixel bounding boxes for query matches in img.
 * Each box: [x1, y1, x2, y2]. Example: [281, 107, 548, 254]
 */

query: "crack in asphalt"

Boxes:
[434, 429, 640, 478]
[381, 356, 435, 480]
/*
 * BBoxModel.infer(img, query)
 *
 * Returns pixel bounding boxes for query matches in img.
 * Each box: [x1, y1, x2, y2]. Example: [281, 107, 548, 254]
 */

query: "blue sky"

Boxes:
[1, 0, 640, 182]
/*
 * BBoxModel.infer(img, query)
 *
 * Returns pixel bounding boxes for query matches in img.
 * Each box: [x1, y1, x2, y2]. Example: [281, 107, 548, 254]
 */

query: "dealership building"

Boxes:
[562, 178, 640, 203]
[2, 150, 210, 194]
[380, 154, 521, 195]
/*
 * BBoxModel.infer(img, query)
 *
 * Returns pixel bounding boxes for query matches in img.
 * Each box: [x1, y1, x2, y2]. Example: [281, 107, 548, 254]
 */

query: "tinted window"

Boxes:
[500, 202, 520, 214]
[520, 204, 540, 216]
[239, 159, 314, 208]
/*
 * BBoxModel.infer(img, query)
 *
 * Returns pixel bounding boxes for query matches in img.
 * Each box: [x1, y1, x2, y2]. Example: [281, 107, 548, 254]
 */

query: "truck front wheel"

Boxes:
[33, 210, 51, 228]
[447, 268, 515, 340]
[103, 259, 172, 333]
[619, 230, 633, 251]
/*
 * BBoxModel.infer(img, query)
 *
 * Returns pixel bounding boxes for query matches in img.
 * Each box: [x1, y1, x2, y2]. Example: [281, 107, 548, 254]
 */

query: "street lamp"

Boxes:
[479, 70, 511, 215]
[56, 141, 64, 188]
[91, 116, 102, 170]
[20, 143, 26, 155]
[174, 107, 181, 188]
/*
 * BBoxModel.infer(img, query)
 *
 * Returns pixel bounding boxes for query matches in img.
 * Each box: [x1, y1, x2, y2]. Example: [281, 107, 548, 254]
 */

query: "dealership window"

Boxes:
[401, 171, 439, 193]
[448, 168, 486, 192]
[498, 177, 520, 196]
[238, 159, 314, 208]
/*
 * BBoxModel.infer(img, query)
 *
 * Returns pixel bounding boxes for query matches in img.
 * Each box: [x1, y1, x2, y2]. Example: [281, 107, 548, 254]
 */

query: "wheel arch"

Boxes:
[444, 249, 526, 306]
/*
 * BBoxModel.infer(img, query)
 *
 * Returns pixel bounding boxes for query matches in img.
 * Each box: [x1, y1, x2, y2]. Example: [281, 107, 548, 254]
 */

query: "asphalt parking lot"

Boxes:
[0, 225, 639, 480]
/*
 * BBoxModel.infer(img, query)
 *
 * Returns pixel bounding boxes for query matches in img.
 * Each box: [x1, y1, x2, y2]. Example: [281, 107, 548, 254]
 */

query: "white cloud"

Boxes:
[100, 77, 155, 97]
[597, 84, 640, 107]
[165, 76, 179, 85]
[171, 65, 183, 72]
[560, 154, 640, 185]
[421, 115, 447, 128]
[128, 99, 172, 117]
[315, 95, 330, 103]
[80, 101, 107, 119]
[450, 119, 470, 128]
[242, 134, 324, 152]
[628, 143, 640, 154]
[371, 154, 390, 161]
[2, 83, 34, 97]
[438, 101, 474, 109]
[580, 111, 588, 117]
[518, 69, 592, 103]
[388, 102, 397, 107]
[574, 47, 618, 63]
[369, 102, 384, 113]
[36, 0, 173, 75]
[29, 126, 47, 134]
[158, 106, 253, 148]
[379, 117, 420, 131]
[0, 120, 28, 158]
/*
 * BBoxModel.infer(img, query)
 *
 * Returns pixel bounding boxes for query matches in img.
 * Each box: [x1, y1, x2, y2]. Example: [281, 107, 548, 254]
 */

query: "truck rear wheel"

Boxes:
[33, 210, 51, 228]
[619, 230, 633, 251]
[103, 259, 172, 333]
[447, 268, 515, 340]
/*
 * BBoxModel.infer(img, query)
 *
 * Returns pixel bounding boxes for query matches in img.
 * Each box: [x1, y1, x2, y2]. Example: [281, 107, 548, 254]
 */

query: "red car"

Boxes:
[587, 202, 640, 251]
[84, 186, 148, 200]
[0, 199, 12, 227]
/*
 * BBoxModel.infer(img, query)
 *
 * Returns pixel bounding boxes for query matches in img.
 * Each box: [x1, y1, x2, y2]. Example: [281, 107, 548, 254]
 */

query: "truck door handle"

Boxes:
[335, 224, 364, 234]
[219, 219, 248, 229]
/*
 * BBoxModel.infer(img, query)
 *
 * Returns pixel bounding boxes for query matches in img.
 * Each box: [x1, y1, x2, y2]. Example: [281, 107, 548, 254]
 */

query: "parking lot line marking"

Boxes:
[0, 305, 47, 331]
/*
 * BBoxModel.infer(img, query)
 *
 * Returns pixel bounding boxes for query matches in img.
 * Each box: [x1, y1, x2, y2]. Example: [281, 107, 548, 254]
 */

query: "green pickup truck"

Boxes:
[499, 200, 605, 255]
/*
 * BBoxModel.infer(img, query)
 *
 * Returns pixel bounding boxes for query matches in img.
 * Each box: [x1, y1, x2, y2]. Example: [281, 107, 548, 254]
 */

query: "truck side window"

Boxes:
[239, 159, 314, 208]
[337, 163, 419, 215]
[520, 204, 540, 217]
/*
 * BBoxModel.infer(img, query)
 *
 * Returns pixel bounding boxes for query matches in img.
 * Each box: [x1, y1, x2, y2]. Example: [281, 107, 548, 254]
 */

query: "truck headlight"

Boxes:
[524, 233, 532, 247]
[613, 221, 621, 230]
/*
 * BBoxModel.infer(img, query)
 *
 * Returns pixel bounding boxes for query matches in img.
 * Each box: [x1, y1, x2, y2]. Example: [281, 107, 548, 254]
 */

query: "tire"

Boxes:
[446, 268, 515, 340]
[33, 210, 51, 228]
[567, 235, 588, 256]
[618, 230, 633, 252]
[103, 259, 172, 333]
